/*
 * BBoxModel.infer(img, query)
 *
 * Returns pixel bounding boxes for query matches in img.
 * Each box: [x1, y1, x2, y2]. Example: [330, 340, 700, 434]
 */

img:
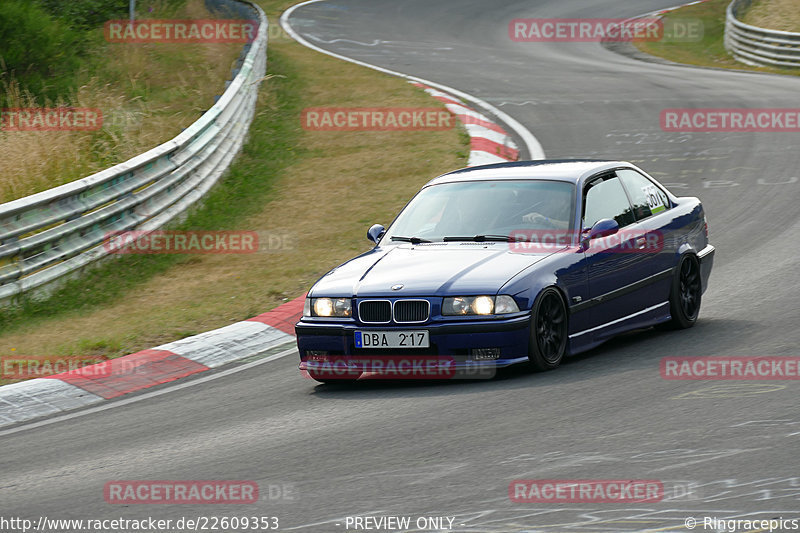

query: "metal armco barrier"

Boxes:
[725, 0, 800, 68]
[0, 1, 268, 304]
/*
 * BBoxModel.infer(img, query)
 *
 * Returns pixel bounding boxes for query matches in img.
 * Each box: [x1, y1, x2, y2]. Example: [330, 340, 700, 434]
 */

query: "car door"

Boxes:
[580, 172, 663, 340]
[616, 168, 675, 309]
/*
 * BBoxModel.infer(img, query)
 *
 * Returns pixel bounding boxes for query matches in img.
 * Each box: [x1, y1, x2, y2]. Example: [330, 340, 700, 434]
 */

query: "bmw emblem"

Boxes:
[391, 284, 404, 291]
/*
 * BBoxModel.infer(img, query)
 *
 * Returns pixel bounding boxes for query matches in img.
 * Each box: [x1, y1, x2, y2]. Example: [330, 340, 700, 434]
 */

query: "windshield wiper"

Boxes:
[443, 235, 514, 242]
[390, 236, 432, 244]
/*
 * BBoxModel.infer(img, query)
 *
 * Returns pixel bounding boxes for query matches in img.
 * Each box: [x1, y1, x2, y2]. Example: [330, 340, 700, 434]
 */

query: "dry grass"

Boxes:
[742, 0, 800, 32]
[634, 0, 800, 75]
[0, 0, 243, 202]
[0, 81, 97, 202]
[0, 6, 467, 370]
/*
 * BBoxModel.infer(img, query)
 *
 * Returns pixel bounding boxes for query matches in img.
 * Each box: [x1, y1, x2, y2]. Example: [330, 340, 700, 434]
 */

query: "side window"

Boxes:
[617, 169, 669, 220]
[583, 175, 636, 229]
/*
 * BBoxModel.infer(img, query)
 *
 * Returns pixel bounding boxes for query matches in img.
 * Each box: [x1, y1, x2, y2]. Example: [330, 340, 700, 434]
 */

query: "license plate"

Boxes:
[354, 330, 429, 349]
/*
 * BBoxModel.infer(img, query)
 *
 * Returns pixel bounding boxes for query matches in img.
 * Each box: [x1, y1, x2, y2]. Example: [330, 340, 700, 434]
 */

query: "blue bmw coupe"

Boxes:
[295, 160, 714, 381]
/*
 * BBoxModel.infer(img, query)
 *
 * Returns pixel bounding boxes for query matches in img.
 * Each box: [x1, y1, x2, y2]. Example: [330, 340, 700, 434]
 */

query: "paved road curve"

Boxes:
[2, 1, 799, 531]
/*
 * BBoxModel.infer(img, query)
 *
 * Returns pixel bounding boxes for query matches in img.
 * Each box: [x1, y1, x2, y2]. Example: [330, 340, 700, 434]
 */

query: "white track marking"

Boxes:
[0, 346, 297, 437]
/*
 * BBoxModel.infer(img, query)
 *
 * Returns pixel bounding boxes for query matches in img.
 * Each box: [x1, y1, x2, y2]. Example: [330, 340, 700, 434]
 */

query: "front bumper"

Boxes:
[295, 313, 531, 372]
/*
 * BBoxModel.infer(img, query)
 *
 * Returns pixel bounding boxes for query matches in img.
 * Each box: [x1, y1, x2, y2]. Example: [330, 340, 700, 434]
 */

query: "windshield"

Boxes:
[382, 179, 576, 243]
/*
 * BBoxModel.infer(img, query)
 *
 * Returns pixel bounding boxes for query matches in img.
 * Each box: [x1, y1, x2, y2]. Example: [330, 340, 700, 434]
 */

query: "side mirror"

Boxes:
[582, 218, 619, 245]
[367, 224, 385, 244]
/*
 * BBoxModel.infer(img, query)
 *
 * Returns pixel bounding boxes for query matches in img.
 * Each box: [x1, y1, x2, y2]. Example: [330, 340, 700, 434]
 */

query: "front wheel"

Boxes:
[528, 288, 568, 371]
[663, 253, 702, 329]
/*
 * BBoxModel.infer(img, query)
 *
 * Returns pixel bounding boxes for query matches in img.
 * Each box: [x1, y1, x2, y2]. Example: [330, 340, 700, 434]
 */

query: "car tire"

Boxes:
[528, 287, 568, 371]
[662, 253, 702, 330]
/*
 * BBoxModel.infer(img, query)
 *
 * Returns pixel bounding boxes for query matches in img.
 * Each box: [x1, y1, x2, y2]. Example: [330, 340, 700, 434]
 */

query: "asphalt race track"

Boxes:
[3, 1, 800, 531]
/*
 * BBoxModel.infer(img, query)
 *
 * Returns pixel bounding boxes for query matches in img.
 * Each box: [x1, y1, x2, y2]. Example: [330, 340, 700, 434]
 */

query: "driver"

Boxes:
[522, 190, 571, 229]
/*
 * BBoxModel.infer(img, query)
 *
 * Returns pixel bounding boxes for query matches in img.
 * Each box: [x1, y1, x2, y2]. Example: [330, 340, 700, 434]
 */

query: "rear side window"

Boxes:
[617, 169, 669, 220]
[583, 175, 636, 229]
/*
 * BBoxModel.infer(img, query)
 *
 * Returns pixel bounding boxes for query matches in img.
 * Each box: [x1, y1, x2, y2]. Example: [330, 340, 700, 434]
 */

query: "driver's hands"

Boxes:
[522, 212, 547, 224]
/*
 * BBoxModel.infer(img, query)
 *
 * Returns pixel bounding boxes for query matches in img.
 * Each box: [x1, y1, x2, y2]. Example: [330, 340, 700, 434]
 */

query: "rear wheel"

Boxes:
[528, 288, 568, 371]
[663, 253, 702, 329]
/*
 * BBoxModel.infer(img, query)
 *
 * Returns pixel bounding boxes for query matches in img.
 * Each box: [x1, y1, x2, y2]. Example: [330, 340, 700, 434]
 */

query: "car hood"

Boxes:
[310, 243, 552, 297]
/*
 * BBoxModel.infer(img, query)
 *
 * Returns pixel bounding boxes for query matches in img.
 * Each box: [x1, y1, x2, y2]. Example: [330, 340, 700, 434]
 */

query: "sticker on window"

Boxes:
[642, 184, 666, 214]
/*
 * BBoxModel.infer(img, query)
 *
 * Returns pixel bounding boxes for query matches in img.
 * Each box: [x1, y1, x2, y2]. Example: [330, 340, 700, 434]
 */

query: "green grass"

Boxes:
[0, 0, 151, 106]
[0, 1, 84, 105]
[634, 0, 800, 76]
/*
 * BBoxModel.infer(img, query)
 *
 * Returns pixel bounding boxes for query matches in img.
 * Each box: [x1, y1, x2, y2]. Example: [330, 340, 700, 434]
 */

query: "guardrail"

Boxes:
[0, 0, 267, 304]
[725, 0, 800, 68]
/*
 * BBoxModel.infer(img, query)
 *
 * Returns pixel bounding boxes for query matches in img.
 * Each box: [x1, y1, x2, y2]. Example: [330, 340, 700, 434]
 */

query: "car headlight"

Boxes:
[442, 295, 519, 316]
[307, 297, 352, 317]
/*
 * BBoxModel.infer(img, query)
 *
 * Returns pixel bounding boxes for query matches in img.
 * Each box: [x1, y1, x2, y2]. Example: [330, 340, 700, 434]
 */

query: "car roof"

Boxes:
[425, 159, 637, 187]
